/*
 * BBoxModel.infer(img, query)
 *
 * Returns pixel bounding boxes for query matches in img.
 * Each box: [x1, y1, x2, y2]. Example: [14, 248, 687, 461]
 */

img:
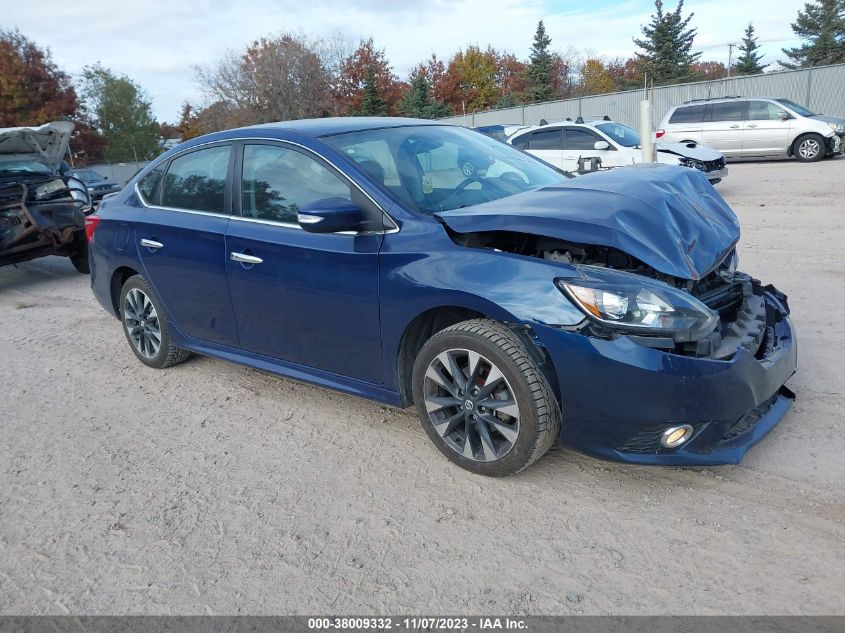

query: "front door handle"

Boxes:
[140, 239, 164, 249]
[746, 124, 757, 128]
[230, 252, 263, 265]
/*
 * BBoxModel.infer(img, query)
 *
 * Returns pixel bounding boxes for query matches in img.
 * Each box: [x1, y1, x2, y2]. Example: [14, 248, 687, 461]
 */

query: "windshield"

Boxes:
[70, 169, 102, 183]
[596, 122, 641, 147]
[775, 99, 815, 117]
[323, 125, 569, 214]
[0, 160, 52, 174]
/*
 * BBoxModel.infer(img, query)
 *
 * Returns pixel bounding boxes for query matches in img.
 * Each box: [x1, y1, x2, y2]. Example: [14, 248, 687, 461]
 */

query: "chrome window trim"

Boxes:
[134, 136, 399, 235]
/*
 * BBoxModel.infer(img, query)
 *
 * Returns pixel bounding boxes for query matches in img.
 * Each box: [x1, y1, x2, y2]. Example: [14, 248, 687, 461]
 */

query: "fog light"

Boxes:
[661, 424, 694, 448]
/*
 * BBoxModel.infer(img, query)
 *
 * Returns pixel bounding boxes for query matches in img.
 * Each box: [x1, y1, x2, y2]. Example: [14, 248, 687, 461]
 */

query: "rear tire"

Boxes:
[411, 319, 561, 476]
[793, 133, 825, 162]
[119, 275, 190, 369]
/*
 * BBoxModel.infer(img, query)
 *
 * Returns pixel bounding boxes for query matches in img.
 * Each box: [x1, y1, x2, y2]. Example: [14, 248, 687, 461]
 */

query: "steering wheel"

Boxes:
[438, 175, 484, 209]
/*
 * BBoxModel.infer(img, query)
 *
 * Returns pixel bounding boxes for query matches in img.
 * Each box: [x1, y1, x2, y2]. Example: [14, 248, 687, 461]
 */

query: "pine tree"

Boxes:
[400, 73, 451, 118]
[733, 23, 768, 74]
[525, 21, 557, 103]
[781, 0, 845, 68]
[633, 0, 702, 84]
[356, 65, 387, 116]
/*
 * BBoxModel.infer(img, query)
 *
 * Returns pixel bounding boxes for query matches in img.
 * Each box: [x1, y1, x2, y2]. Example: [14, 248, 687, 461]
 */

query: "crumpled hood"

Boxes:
[0, 121, 74, 172]
[435, 163, 740, 281]
[656, 142, 724, 161]
[809, 114, 845, 129]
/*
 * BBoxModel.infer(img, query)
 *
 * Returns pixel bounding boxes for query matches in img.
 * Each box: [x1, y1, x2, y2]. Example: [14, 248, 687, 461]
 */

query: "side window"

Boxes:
[528, 129, 563, 150]
[510, 132, 531, 149]
[337, 139, 401, 187]
[564, 129, 602, 151]
[669, 105, 706, 123]
[161, 145, 231, 213]
[137, 163, 165, 205]
[241, 144, 352, 223]
[748, 101, 786, 121]
[707, 101, 745, 122]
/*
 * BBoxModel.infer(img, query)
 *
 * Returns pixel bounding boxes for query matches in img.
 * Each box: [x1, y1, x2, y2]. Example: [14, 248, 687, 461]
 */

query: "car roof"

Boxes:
[234, 117, 443, 138]
[674, 96, 784, 107]
[511, 120, 616, 136]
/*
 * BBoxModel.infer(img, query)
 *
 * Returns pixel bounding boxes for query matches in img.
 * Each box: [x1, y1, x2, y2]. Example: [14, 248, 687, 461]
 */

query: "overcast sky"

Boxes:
[7, 0, 805, 122]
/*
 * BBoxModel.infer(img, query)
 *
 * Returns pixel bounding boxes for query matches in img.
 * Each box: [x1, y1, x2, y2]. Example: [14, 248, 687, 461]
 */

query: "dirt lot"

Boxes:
[1, 159, 843, 615]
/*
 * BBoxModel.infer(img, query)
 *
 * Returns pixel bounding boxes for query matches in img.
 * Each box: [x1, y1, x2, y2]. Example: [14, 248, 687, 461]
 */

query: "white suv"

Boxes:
[658, 97, 844, 162]
[507, 119, 728, 183]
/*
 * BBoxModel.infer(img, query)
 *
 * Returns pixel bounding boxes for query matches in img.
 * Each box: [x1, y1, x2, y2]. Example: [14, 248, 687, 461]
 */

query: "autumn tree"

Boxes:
[634, 0, 702, 84]
[400, 73, 451, 118]
[177, 101, 204, 140]
[494, 52, 528, 105]
[690, 60, 729, 79]
[81, 63, 161, 162]
[606, 57, 644, 91]
[0, 29, 78, 126]
[196, 34, 334, 124]
[734, 23, 768, 74]
[781, 0, 845, 68]
[337, 38, 404, 115]
[580, 59, 615, 95]
[446, 46, 501, 112]
[525, 21, 557, 102]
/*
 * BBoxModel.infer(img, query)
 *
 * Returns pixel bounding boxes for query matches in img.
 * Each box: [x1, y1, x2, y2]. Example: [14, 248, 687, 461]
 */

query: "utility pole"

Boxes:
[727, 43, 736, 78]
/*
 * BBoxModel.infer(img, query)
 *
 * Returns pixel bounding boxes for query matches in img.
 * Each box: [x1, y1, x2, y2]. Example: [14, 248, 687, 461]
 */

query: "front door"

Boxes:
[135, 143, 239, 348]
[225, 142, 384, 384]
[743, 100, 793, 155]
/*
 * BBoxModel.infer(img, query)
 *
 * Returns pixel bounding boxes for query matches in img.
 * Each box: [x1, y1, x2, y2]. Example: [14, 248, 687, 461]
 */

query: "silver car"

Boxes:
[657, 97, 844, 162]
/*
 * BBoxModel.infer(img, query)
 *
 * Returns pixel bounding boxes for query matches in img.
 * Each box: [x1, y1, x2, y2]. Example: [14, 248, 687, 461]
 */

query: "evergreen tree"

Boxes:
[356, 65, 387, 116]
[734, 23, 768, 74]
[633, 0, 702, 84]
[525, 21, 557, 102]
[781, 0, 845, 68]
[399, 73, 451, 119]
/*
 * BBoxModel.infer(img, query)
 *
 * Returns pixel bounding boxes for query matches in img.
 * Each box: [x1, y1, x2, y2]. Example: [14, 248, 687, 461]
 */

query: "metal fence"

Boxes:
[439, 63, 845, 129]
[77, 162, 150, 187]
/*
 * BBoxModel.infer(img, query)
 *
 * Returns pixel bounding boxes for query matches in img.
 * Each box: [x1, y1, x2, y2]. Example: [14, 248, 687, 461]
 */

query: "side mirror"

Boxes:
[65, 176, 93, 213]
[298, 198, 364, 233]
[593, 140, 610, 150]
[778, 111, 790, 120]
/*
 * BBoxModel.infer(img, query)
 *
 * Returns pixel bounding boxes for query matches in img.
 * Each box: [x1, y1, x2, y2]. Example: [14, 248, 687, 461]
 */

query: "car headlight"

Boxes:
[557, 269, 718, 341]
[32, 178, 67, 200]
[828, 122, 845, 134]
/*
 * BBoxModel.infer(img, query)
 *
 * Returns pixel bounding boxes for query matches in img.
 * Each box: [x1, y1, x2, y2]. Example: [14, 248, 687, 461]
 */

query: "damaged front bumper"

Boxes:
[533, 283, 797, 465]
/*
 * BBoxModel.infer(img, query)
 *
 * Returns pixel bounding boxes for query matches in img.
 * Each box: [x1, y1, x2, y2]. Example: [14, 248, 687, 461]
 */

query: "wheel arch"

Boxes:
[109, 266, 141, 317]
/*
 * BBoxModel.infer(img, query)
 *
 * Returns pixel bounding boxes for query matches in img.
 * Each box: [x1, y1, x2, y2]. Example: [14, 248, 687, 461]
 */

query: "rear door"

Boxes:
[514, 128, 564, 169]
[135, 143, 239, 348]
[743, 100, 792, 155]
[225, 141, 384, 384]
[702, 101, 747, 155]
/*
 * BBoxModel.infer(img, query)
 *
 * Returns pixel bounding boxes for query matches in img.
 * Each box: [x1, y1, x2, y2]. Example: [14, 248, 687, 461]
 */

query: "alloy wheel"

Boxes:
[798, 138, 821, 159]
[123, 288, 161, 359]
[422, 348, 521, 462]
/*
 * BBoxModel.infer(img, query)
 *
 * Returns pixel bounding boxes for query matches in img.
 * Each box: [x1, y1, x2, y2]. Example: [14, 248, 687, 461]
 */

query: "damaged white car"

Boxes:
[508, 118, 728, 183]
[0, 121, 93, 272]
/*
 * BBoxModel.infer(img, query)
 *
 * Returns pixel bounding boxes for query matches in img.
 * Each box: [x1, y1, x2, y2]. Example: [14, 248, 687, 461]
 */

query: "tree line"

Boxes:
[1, 0, 842, 163]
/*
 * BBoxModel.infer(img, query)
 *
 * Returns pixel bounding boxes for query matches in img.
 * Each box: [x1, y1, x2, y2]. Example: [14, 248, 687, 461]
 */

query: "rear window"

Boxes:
[669, 104, 706, 124]
[526, 129, 562, 150]
[706, 101, 745, 122]
[137, 163, 165, 205]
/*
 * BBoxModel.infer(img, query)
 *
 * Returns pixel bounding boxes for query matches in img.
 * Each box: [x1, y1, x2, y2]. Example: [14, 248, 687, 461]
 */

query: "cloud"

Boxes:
[4, 0, 805, 121]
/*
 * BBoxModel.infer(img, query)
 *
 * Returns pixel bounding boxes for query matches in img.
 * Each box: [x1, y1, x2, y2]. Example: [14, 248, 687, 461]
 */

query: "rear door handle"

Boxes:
[230, 252, 263, 265]
[140, 239, 163, 249]
[729, 124, 740, 129]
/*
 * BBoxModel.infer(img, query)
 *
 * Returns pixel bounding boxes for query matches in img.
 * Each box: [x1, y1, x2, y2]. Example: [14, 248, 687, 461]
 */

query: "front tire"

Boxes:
[411, 319, 561, 476]
[793, 133, 825, 162]
[119, 275, 190, 369]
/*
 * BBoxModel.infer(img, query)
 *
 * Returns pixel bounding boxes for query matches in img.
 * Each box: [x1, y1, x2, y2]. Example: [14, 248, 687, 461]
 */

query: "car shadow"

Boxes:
[0, 257, 83, 293]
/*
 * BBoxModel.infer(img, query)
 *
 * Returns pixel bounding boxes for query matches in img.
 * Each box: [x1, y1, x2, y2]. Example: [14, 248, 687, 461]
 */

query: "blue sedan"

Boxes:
[87, 117, 797, 475]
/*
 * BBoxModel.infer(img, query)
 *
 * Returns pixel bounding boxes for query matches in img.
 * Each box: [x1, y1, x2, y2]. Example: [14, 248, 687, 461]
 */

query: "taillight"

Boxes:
[85, 214, 101, 242]
[655, 129, 666, 139]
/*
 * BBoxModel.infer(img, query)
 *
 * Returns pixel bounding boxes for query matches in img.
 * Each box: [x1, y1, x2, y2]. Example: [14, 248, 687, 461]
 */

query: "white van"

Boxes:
[657, 97, 844, 162]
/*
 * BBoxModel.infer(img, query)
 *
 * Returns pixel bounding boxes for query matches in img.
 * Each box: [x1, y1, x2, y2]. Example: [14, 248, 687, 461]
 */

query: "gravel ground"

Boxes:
[1, 158, 843, 615]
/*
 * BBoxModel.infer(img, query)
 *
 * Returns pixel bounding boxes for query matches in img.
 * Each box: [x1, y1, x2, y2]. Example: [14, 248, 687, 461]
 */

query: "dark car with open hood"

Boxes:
[87, 118, 797, 475]
[1, 121, 94, 272]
